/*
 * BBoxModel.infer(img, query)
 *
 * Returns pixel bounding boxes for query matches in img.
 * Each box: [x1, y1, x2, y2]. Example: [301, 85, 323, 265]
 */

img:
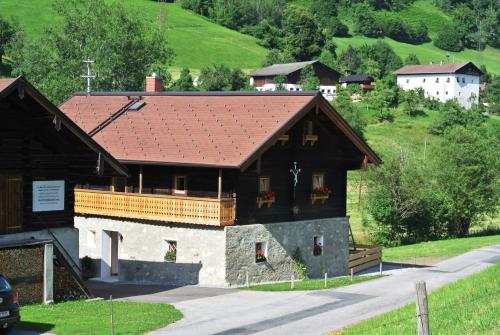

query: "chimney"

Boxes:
[146, 72, 163, 92]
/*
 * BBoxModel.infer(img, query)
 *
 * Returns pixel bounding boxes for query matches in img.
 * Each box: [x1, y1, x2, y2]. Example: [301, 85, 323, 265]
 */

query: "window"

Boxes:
[327, 89, 331, 93]
[423, 78, 426, 83]
[255, 242, 268, 263]
[87, 230, 96, 247]
[446, 91, 448, 95]
[406, 79, 409, 83]
[258, 176, 271, 193]
[462, 77, 465, 83]
[446, 77, 450, 83]
[435, 78, 439, 83]
[459, 92, 461, 96]
[304, 120, 314, 136]
[173, 176, 187, 195]
[289, 88, 293, 91]
[312, 173, 325, 190]
[313, 236, 323, 256]
[321, 89, 325, 93]
[164, 240, 177, 262]
[436, 91, 439, 95]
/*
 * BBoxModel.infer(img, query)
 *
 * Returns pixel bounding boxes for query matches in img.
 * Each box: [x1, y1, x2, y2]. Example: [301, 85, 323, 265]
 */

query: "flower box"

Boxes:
[311, 187, 331, 204]
[302, 134, 318, 146]
[257, 190, 275, 208]
[278, 134, 289, 145]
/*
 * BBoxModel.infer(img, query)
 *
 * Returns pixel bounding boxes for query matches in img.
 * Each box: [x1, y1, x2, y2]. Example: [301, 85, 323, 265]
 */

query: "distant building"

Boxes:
[249, 61, 341, 101]
[339, 75, 374, 92]
[394, 62, 482, 109]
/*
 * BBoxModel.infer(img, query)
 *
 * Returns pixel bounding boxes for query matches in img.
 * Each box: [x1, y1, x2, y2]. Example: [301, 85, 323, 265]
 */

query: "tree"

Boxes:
[404, 53, 420, 65]
[170, 68, 195, 91]
[282, 5, 324, 61]
[262, 49, 295, 67]
[9, 0, 172, 104]
[429, 100, 485, 135]
[353, 3, 383, 38]
[274, 74, 287, 91]
[432, 126, 500, 236]
[328, 17, 349, 37]
[198, 64, 248, 91]
[357, 41, 403, 77]
[360, 58, 381, 79]
[337, 45, 361, 75]
[433, 26, 463, 52]
[299, 65, 320, 90]
[0, 16, 16, 65]
[332, 90, 366, 137]
[310, 0, 338, 27]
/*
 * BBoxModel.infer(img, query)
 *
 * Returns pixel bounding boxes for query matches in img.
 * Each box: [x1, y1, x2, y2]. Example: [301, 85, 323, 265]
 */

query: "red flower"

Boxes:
[313, 186, 331, 196]
[259, 190, 275, 200]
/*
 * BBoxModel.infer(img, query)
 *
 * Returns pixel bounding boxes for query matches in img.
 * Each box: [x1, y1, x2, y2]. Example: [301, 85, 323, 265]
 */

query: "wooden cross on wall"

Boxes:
[290, 161, 301, 200]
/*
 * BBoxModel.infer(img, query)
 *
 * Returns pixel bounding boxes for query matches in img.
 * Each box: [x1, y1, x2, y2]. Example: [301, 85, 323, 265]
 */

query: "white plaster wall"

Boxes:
[397, 73, 479, 108]
[0, 228, 79, 265]
[255, 84, 336, 100]
[75, 216, 227, 286]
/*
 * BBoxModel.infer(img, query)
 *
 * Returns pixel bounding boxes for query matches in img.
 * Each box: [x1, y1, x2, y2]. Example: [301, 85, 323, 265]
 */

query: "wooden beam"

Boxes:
[139, 165, 143, 194]
[256, 157, 261, 174]
[218, 169, 222, 200]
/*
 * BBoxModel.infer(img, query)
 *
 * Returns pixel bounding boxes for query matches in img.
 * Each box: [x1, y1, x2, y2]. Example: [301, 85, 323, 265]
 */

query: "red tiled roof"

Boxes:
[394, 62, 482, 75]
[60, 92, 381, 169]
[0, 78, 16, 93]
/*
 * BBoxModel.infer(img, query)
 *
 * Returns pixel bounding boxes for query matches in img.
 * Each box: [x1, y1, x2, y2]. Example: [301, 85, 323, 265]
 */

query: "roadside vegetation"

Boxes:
[243, 274, 384, 292]
[333, 262, 500, 334]
[383, 235, 500, 263]
[17, 300, 182, 335]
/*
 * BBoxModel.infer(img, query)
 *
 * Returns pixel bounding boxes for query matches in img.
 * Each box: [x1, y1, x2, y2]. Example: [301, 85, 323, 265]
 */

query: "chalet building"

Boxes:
[0, 77, 126, 303]
[59, 75, 380, 286]
[249, 61, 341, 101]
[339, 75, 375, 92]
[394, 61, 482, 109]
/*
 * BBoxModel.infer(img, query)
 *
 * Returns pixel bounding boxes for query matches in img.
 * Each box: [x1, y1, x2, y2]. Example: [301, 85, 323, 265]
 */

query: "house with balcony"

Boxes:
[394, 61, 482, 109]
[339, 75, 375, 92]
[59, 74, 381, 286]
[249, 60, 341, 101]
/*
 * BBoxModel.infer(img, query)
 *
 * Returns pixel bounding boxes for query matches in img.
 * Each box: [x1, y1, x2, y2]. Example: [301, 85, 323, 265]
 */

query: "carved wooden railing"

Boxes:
[74, 189, 236, 226]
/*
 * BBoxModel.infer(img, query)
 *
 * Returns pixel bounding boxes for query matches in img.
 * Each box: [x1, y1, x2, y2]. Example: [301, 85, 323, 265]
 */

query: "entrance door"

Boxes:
[0, 176, 23, 234]
[110, 231, 119, 276]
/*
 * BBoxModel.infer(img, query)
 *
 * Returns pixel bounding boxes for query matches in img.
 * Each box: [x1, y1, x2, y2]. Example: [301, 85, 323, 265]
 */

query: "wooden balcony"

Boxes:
[360, 83, 374, 91]
[74, 189, 236, 226]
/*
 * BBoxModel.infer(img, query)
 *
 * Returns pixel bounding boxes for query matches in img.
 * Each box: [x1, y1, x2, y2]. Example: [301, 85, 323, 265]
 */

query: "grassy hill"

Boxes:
[0, 0, 267, 76]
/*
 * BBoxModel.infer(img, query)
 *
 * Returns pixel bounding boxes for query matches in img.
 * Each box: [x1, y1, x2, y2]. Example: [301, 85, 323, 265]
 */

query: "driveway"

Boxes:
[149, 244, 500, 335]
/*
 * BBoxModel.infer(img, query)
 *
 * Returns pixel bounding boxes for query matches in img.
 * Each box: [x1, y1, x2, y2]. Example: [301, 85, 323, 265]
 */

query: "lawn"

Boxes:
[17, 300, 182, 335]
[242, 275, 384, 292]
[0, 0, 267, 73]
[333, 262, 500, 334]
[383, 235, 500, 263]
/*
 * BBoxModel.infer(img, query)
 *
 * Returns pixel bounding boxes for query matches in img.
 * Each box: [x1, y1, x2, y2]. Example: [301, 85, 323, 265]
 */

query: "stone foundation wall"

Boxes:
[76, 216, 226, 286]
[225, 218, 349, 286]
[0, 245, 44, 304]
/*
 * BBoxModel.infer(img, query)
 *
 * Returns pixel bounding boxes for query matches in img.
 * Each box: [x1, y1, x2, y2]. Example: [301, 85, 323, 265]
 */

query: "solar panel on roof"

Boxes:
[128, 101, 146, 111]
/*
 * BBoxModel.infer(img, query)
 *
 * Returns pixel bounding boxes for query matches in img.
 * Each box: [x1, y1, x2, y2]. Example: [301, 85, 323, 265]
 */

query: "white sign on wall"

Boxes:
[32, 180, 65, 212]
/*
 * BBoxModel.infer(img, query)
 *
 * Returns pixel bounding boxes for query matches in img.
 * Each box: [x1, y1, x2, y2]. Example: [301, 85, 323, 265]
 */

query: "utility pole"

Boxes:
[81, 59, 96, 96]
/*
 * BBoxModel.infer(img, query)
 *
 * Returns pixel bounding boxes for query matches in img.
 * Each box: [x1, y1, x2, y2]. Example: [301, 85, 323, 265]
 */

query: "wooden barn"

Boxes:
[249, 60, 341, 100]
[59, 74, 380, 286]
[0, 76, 126, 303]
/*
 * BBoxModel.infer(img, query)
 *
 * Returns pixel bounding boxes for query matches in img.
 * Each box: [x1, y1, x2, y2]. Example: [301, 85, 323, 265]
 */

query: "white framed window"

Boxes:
[446, 91, 448, 95]
[173, 175, 187, 195]
[87, 230, 96, 247]
[446, 77, 450, 83]
[462, 78, 465, 83]
[255, 241, 268, 263]
[312, 172, 325, 190]
[313, 236, 323, 256]
[435, 78, 439, 83]
[164, 240, 177, 262]
[406, 79, 409, 83]
[456, 77, 460, 83]
[423, 78, 426, 83]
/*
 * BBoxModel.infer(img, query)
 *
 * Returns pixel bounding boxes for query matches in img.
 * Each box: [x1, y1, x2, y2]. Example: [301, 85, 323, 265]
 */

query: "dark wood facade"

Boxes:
[0, 78, 126, 234]
[83, 108, 366, 226]
[252, 62, 341, 87]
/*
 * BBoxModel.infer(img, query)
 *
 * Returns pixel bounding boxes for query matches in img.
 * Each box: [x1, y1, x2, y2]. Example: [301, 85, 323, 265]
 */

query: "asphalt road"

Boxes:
[151, 244, 500, 335]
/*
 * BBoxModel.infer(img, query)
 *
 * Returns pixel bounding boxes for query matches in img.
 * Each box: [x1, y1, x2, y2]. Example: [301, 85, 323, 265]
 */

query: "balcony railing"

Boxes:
[74, 189, 236, 226]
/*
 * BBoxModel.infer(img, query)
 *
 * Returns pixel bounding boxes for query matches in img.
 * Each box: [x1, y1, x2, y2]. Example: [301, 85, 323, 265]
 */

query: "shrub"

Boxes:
[433, 27, 463, 51]
[292, 248, 308, 280]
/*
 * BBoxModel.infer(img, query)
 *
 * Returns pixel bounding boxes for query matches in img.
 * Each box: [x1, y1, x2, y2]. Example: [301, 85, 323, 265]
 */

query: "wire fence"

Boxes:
[341, 287, 500, 335]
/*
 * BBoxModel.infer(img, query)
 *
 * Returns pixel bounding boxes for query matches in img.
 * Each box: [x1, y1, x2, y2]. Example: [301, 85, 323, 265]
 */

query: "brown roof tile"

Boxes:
[394, 62, 482, 75]
[0, 78, 16, 93]
[60, 92, 381, 169]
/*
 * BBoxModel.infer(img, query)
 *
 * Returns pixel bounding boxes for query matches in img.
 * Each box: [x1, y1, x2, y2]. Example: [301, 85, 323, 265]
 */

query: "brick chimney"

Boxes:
[146, 72, 163, 92]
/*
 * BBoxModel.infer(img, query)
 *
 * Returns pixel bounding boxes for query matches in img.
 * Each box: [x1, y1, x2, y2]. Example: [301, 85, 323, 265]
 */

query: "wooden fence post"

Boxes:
[415, 281, 429, 335]
[110, 295, 115, 335]
[350, 268, 354, 281]
[324, 273, 328, 288]
[246, 269, 250, 288]
[291, 274, 295, 289]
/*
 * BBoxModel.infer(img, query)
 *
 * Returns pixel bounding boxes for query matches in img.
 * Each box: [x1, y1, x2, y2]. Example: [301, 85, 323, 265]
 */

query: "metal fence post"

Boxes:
[110, 295, 115, 335]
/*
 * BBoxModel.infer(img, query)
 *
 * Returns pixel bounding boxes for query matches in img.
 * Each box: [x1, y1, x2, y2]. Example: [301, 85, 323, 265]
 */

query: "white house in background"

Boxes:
[249, 60, 341, 101]
[394, 62, 482, 109]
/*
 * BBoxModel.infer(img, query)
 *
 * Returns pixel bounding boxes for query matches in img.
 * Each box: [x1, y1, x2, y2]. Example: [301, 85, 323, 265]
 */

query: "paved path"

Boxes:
[149, 244, 500, 335]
